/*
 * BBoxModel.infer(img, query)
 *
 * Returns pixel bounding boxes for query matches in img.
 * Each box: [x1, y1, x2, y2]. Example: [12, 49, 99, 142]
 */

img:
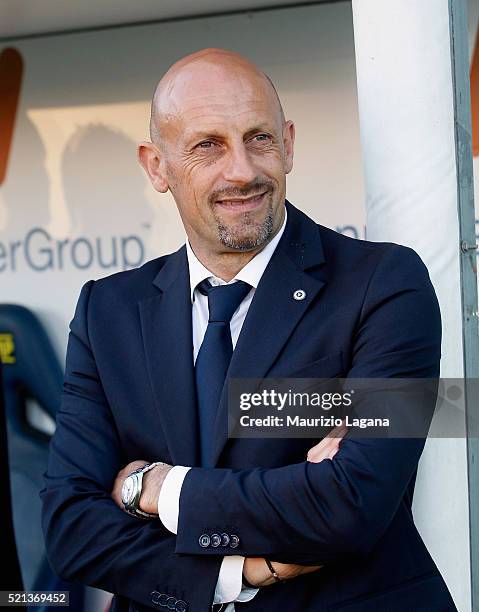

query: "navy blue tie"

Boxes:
[195, 279, 252, 467]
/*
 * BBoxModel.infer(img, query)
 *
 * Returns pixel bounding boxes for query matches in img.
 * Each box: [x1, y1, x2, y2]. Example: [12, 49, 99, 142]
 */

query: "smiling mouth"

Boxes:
[216, 191, 269, 211]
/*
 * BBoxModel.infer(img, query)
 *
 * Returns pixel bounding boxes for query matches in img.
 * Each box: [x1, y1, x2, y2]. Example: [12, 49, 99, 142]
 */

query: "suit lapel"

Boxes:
[211, 201, 328, 465]
[138, 246, 200, 467]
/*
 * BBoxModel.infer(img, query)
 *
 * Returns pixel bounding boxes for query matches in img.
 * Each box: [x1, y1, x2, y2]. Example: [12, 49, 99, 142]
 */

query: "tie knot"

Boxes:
[197, 279, 251, 323]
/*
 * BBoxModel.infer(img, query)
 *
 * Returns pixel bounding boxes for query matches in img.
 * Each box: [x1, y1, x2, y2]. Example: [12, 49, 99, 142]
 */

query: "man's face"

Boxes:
[153, 61, 294, 255]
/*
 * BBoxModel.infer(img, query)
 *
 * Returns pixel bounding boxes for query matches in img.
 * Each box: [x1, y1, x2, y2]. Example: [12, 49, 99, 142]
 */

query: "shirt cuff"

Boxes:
[213, 556, 260, 604]
[157, 465, 190, 534]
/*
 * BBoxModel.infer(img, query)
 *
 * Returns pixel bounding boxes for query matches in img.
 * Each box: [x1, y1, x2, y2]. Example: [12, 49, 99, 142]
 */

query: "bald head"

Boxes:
[149, 48, 285, 145]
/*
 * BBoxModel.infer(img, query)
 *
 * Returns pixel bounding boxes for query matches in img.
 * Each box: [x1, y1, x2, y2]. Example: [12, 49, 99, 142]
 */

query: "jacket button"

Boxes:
[175, 601, 188, 612]
[211, 533, 221, 547]
[199, 534, 211, 548]
[158, 593, 168, 606]
[150, 591, 161, 605]
[230, 534, 240, 548]
[221, 533, 230, 546]
[166, 597, 177, 610]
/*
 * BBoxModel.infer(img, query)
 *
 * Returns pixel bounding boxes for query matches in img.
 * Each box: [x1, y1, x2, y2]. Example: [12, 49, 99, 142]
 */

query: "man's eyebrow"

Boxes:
[184, 124, 276, 145]
[183, 129, 225, 144]
[243, 125, 275, 139]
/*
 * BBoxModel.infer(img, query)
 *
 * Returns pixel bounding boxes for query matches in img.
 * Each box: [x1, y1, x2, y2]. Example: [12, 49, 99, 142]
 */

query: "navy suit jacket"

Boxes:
[40, 200, 457, 611]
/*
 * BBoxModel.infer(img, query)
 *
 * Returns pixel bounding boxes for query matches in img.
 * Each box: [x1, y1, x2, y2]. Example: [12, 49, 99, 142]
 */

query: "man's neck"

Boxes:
[189, 245, 263, 282]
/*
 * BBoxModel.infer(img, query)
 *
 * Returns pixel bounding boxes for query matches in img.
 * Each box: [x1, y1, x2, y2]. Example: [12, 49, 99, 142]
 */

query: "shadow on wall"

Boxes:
[62, 123, 154, 235]
[1, 114, 183, 275]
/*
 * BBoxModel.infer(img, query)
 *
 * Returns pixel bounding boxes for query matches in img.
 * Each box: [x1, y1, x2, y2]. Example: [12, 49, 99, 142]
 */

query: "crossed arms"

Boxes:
[39, 245, 441, 610]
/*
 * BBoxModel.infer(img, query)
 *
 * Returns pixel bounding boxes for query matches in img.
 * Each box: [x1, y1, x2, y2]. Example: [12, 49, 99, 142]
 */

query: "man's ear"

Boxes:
[283, 120, 295, 175]
[137, 141, 169, 193]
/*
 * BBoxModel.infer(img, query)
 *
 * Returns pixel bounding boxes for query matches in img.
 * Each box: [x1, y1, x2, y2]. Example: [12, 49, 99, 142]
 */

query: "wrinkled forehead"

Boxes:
[155, 60, 283, 135]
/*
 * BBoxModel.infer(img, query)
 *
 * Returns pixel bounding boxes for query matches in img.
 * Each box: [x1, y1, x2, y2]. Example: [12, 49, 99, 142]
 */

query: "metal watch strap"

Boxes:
[123, 461, 165, 519]
[140, 461, 165, 475]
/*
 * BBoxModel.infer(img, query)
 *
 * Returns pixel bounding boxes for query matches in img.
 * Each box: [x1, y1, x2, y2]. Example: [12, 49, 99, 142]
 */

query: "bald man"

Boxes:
[40, 49, 456, 612]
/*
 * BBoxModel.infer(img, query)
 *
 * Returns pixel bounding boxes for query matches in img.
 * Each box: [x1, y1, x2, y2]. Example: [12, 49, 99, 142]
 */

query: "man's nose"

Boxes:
[222, 143, 257, 184]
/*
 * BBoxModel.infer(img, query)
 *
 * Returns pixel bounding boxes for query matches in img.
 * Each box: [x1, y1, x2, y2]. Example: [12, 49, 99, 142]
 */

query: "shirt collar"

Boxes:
[186, 205, 288, 302]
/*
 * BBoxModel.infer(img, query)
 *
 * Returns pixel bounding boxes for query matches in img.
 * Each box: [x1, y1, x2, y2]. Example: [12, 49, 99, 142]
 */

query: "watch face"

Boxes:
[121, 476, 134, 505]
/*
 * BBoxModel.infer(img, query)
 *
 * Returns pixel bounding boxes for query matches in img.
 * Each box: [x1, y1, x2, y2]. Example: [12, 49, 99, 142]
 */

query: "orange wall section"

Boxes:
[0, 48, 23, 186]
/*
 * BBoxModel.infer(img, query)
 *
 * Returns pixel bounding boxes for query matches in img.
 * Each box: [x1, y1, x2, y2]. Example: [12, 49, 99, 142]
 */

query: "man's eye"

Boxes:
[253, 134, 271, 143]
[197, 141, 215, 149]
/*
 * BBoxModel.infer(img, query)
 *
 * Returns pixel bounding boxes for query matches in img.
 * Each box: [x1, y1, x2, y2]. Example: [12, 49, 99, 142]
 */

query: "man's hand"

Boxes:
[111, 460, 173, 515]
[243, 423, 347, 587]
[111, 425, 346, 559]
[243, 557, 323, 587]
[307, 422, 348, 463]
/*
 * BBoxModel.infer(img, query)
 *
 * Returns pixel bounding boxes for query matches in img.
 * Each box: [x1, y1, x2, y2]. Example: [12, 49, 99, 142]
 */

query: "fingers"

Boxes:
[272, 562, 325, 582]
[326, 422, 348, 439]
[117, 460, 148, 479]
[306, 423, 348, 463]
[307, 442, 338, 463]
[298, 565, 324, 575]
[111, 476, 123, 507]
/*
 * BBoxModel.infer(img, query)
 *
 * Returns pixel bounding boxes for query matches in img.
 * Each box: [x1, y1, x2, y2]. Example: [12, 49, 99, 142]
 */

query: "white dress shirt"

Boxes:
[158, 206, 287, 610]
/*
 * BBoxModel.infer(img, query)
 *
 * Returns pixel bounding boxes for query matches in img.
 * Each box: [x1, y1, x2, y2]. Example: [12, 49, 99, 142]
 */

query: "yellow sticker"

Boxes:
[0, 333, 16, 364]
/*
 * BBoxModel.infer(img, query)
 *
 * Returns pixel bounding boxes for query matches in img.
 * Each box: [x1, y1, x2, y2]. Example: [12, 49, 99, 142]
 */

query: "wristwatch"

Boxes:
[121, 461, 164, 519]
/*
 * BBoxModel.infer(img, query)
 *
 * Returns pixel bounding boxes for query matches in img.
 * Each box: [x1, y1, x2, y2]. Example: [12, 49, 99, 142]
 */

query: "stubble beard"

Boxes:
[214, 201, 274, 251]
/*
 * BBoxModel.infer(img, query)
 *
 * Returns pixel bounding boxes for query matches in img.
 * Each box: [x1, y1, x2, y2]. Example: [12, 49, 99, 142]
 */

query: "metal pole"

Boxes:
[449, 2, 479, 611]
